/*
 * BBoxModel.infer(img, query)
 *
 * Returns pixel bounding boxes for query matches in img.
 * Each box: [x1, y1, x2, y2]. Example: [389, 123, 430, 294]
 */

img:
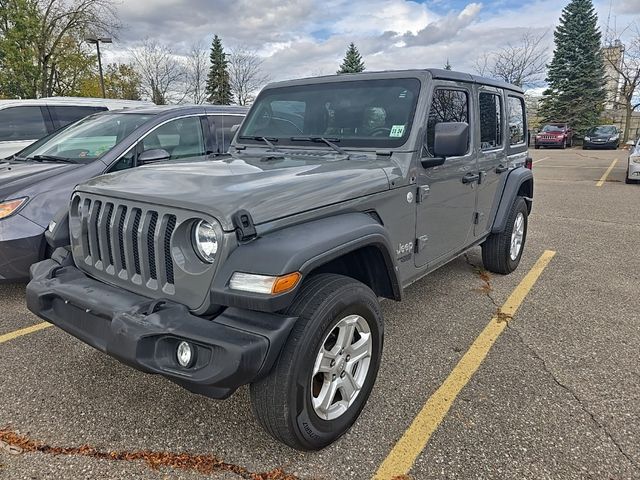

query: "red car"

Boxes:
[534, 123, 573, 149]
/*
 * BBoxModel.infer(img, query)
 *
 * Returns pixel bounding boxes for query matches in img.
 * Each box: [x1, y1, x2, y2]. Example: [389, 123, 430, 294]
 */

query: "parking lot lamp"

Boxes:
[86, 37, 113, 98]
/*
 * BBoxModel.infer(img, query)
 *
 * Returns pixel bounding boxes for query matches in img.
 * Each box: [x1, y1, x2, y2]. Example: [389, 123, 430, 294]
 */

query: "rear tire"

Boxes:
[534, 145, 540, 149]
[250, 274, 383, 450]
[482, 197, 528, 275]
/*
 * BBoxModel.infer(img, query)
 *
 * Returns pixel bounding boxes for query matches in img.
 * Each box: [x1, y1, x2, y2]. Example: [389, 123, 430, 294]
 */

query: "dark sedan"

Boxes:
[583, 125, 620, 149]
[0, 105, 247, 282]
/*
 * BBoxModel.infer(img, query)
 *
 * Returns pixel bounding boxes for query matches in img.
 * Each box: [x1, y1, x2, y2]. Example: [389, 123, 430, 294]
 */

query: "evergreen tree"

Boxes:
[539, 0, 605, 135]
[337, 43, 365, 74]
[206, 35, 232, 104]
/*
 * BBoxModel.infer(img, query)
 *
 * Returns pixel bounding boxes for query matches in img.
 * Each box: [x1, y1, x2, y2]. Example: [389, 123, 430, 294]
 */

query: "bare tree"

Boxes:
[228, 47, 269, 106]
[130, 40, 185, 105]
[603, 25, 640, 144]
[474, 31, 549, 89]
[185, 42, 209, 104]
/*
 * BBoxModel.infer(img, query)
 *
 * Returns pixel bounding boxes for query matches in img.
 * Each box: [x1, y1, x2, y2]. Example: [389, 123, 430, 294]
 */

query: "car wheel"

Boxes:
[250, 273, 383, 451]
[561, 139, 566, 149]
[482, 196, 528, 275]
[534, 145, 540, 149]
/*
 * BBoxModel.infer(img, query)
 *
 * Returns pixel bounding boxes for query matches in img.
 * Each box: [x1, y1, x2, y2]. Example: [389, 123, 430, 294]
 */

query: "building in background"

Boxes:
[603, 40, 624, 111]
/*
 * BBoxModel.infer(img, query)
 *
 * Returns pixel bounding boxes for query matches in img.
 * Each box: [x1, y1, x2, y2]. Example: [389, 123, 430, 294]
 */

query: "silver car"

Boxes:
[626, 138, 640, 184]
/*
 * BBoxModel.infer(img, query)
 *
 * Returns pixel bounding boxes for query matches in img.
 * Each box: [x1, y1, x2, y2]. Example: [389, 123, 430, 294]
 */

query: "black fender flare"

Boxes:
[210, 212, 401, 312]
[491, 167, 533, 234]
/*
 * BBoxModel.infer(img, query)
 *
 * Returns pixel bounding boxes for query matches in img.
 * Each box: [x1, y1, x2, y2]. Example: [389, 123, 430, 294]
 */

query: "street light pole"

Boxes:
[86, 37, 112, 98]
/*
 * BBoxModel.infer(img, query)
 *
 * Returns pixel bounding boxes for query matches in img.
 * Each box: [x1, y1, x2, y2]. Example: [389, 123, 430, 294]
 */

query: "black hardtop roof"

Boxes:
[264, 69, 525, 94]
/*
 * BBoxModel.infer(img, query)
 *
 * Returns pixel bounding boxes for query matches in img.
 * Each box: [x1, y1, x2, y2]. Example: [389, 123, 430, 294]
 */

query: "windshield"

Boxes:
[541, 125, 565, 132]
[238, 78, 421, 148]
[589, 126, 616, 135]
[17, 112, 154, 164]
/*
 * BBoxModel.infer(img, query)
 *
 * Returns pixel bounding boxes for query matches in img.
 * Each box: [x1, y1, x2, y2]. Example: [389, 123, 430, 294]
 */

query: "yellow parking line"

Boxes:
[373, 250, 556, 480]
[0, 322, 52, 344]
[532, 156, 550, 164]
[596, 159, 617, 187]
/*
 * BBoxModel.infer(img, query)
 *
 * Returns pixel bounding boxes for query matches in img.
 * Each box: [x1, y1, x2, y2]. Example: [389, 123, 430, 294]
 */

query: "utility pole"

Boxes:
[86, 37, 113, 98]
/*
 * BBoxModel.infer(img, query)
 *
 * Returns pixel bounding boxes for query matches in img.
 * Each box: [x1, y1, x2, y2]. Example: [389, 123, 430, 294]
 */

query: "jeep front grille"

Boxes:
[73, 195, 178, 295]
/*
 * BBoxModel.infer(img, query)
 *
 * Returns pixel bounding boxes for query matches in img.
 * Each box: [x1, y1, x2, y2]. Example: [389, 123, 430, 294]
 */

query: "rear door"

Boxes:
[475, 86, 507, 237]
[415, 81, 478, 268]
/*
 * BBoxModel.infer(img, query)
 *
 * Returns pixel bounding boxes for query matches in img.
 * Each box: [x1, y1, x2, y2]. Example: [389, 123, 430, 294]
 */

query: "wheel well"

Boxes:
[517, 179, 533, 212]
[309, 245, 400, 301]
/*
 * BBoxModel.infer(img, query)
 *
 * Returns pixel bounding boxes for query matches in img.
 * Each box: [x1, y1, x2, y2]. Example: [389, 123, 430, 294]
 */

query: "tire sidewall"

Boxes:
[288, 284, 383, 449]
[505, 198, 528, 271]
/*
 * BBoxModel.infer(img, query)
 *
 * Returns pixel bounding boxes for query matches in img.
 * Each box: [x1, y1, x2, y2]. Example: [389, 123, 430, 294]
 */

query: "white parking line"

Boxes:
[533, 156, 550, 165]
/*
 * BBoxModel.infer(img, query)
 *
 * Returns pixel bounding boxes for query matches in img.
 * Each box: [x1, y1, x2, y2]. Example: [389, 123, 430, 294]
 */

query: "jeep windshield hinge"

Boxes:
[232, 209, 257, 242]
[417, 185, 430, 203]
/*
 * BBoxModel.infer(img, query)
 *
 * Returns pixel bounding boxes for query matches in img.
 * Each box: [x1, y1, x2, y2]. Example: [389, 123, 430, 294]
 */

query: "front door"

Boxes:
[415, 83, 478, 268]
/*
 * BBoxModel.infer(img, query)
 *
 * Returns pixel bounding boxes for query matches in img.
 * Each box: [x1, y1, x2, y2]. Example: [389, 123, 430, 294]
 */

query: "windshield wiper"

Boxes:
[238, 136, 280, 150]
[290, 136, 347, 156]
[28, 155, 79, 164]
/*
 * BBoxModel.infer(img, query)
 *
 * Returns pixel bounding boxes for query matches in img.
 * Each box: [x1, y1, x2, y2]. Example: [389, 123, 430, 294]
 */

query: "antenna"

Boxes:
[605, 0, 612, 44]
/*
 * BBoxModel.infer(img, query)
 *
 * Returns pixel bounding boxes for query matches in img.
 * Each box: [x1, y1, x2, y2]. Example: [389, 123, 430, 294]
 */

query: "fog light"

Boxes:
[176, 341, 195, 368]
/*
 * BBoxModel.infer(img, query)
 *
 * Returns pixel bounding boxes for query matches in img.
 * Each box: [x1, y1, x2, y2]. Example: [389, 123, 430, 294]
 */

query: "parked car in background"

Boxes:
[583, 125, 620, 149]
[0, 104, 247, 282]
[626, 137, 640, 184]
[0, 97, 151, 159]
[534, 123, 573, 149]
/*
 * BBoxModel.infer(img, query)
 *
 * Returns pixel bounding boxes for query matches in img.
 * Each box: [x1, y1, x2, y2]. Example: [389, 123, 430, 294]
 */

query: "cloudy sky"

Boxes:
[105, 0, 639, 86]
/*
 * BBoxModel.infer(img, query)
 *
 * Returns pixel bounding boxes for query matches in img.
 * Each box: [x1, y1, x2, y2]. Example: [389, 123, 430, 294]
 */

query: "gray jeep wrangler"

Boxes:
[27, 69, 533, 451]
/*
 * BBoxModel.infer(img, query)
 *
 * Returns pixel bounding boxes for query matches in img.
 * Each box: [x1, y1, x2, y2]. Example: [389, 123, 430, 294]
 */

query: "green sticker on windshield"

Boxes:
[389, 125, 405, 137]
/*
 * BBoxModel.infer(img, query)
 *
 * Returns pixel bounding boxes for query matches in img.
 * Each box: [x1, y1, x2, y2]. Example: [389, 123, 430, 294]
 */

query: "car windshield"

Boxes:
[17, 112, 154, 164]
[541, 125, 565, 132]
[238, 78, 421, 148]
[590, 126, 616, 135]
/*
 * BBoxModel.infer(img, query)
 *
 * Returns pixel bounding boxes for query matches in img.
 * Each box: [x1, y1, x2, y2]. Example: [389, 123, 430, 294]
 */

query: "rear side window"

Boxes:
[507, 96, 526, 145]
[50, 106, 106, 128]
[479, 92, 502, 150]
[0, 106, 48, 141]
[426, 88, 469, 155]
[212, 115, 244, 153]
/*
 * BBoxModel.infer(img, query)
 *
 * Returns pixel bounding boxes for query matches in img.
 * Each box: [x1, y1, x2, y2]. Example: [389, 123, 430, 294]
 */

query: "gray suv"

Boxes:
[27, 69, 533, 451]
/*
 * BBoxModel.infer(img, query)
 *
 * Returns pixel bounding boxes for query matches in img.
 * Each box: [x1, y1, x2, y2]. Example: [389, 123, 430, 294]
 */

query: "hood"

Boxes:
[0, 160, 81, 201]
[77, 152, 391, 230]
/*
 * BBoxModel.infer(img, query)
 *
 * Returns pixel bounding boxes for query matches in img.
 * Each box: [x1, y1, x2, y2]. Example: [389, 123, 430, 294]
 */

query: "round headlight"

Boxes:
[193, 220, 219, 263]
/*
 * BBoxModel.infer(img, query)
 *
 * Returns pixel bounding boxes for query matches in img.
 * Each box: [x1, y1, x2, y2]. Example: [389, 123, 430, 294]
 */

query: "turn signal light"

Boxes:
[272, 272, 302, 294]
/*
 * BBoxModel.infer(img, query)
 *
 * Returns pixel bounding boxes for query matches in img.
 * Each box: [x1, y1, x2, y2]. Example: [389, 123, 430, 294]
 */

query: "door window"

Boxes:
[50, 105, 106, 128]
[142, 116, 206, 160]
[0, 106, 48, 141]
[479, 92, 502, 150]
[426, 89, 469, 155]
[507, 96, 526, 145]
[212, 115, 244, 153]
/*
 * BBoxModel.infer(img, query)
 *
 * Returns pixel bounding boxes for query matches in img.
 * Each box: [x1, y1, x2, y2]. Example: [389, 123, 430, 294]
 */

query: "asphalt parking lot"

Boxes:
[1, 147, 639, 479]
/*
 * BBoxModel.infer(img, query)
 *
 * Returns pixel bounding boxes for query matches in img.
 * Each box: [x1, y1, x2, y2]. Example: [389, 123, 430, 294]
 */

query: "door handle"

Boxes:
[496, 164, 509, 173]
[462, 173, 480, 184]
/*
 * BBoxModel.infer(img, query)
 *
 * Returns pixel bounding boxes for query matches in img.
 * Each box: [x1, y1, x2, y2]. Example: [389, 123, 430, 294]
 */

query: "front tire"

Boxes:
[482, 197, 528, 274]
[250, 274, 383, 450]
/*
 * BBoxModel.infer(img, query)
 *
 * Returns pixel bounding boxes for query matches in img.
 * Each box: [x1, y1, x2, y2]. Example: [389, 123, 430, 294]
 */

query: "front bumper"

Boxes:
[26, 255, 297, 399]
[0, 213, 45, 282]
[584, 139, 618, 149]
[628, 161, 640, 179]
[534, 138, 565, 147]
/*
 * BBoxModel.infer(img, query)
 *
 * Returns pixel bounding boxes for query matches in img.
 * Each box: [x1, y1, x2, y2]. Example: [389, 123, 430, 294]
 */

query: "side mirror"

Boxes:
[433, 122, 469, 158]
[230, 123, 241, 134]
[138, 148, 170, 165]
